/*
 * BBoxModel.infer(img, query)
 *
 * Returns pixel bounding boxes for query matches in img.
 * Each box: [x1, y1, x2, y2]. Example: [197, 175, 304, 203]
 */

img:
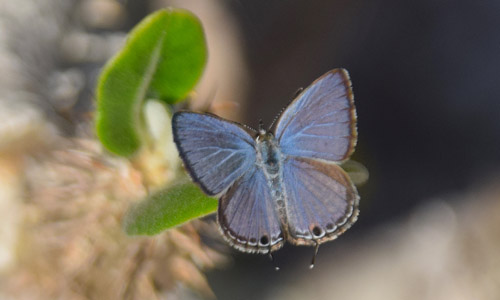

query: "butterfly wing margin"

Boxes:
[172, 111, 256, 196]
[218, 167, 284, 254]
[275, 69, 357, 162]
[282, 156, 359, 246]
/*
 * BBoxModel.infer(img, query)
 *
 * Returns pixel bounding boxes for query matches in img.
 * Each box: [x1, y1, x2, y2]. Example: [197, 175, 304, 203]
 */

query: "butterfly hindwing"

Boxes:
[275, 69, 357, 162]
[218, 167, 284, 254]
[172, 112, 256, 195]
[282, 156, 359, 245]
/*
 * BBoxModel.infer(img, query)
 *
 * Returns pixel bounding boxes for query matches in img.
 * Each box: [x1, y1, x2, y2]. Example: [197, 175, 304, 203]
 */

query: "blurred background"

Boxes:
[1, 0, 499, 299]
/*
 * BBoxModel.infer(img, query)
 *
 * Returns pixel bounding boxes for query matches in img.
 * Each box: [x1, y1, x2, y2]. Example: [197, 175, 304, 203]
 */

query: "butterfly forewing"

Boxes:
[218, 167, 284, 254]
[275, 69, 357, 162]
[172, 112, 256, 195]
[281, 157, 359, 245]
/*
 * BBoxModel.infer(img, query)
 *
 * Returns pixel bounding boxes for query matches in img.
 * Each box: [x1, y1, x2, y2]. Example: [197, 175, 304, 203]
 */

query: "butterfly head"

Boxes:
[256, 129, 274, 143]
[258, 119, 266, 135]
[257, 119, 274, 140]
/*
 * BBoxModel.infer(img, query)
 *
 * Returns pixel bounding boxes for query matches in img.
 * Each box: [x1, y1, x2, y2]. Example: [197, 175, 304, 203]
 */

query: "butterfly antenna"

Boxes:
[294, 87, 304, 98]
[309, 243, 320, 269]
[242, 124, 258, 133]
[268, 253, 280, 271]
[268, 86, 304, 131]
[269, 107, 284, 130]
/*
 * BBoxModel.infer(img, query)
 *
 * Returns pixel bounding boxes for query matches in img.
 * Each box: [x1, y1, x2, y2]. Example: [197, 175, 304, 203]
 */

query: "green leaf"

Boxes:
[342, 160, 369, 186]
[96, 8, 207, 156]
[123, 181, 218, 236]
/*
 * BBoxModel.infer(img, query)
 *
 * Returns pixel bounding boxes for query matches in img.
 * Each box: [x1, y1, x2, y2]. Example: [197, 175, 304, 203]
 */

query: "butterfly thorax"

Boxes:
[255, 132, 282, 177]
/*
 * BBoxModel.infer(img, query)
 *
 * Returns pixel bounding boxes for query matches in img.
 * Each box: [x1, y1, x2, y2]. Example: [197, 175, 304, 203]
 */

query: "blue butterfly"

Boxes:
[173, 69, 359, 258]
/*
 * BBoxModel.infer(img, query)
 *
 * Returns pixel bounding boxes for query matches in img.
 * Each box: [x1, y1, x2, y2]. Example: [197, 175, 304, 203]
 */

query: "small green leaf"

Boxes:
[96, 9, 207, 156]
[124, 181, 218, 236]
[342, 160, 369, 186]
